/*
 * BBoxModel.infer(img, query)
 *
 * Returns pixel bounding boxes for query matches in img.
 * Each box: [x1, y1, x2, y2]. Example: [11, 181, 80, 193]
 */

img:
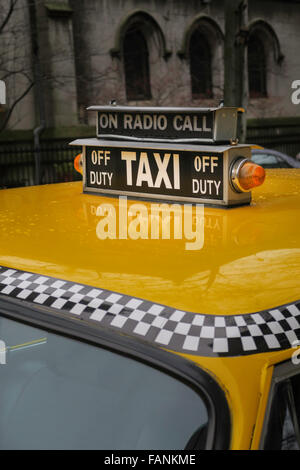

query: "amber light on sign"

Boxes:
[231, 159, 266, 193]
[74, 154, 83, 174]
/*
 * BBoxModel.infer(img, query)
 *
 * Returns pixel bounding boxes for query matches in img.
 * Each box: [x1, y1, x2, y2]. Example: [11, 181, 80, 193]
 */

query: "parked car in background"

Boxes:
[251, 148, 300, 169]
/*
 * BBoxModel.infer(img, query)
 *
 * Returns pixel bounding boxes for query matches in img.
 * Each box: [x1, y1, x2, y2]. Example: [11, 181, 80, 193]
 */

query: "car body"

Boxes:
[0, 168, 300, 450]
[251, 148, 300, 169]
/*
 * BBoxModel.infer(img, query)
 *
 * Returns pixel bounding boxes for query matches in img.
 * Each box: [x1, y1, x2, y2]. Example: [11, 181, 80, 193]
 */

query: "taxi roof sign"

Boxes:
[71, 105, 265, 208]
[88, 105, 243, 144]
[70, 138, 254, 207]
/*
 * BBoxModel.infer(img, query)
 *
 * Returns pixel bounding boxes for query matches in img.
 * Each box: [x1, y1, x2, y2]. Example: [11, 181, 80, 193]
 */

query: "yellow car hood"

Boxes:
[0, 169, 299, 316]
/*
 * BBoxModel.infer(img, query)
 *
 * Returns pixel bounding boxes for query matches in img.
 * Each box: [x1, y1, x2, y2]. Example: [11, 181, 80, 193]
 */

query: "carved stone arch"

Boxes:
[110, 10, 172, 61]
[178, 15, 224, 101]
[248, 19, 284, 99]
[178, 14, 224, 60]
[248, 19, 284, 65]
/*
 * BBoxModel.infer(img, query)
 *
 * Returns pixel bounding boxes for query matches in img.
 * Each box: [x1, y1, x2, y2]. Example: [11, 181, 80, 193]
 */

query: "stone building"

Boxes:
[1, 0, 300, 150]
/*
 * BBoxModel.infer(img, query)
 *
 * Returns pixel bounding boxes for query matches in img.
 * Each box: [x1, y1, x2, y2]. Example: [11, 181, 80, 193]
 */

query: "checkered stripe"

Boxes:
[0, 266, 300, 357]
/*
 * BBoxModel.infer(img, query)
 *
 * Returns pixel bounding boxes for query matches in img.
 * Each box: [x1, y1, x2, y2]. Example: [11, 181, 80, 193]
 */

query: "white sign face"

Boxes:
[0, 80, 6, 105]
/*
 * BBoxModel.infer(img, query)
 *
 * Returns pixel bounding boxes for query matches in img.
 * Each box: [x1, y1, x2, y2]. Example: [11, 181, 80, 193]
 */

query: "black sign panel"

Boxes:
[84, 146, 224, 201]
[96, 110, 215, 142]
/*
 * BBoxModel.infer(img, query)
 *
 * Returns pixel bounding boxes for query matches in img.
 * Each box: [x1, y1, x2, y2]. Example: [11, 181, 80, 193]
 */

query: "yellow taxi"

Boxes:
[0, 105, 299, 451]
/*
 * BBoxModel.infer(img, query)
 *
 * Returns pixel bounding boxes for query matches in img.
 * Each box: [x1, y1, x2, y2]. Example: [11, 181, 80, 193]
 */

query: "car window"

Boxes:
[252, 152, 292, 168]
[262, 363, 300, 450]
[0, 314, 209, 450]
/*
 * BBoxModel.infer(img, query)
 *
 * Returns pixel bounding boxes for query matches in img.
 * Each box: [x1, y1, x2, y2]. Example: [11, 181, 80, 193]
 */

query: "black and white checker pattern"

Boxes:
[0, 266, 300, 357]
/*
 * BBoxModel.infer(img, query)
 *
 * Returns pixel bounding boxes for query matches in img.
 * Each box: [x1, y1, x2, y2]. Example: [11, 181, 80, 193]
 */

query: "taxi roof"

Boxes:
[0, 169, 299, 318]
[1, 169, 299, 450]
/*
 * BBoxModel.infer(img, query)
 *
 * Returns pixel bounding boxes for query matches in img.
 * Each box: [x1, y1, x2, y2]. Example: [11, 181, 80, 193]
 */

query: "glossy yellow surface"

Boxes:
[0, 169, 299, 315]
[0, 168, 299, 449]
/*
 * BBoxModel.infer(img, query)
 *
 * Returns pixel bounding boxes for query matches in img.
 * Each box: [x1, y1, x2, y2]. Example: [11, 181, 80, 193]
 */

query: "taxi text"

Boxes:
[88, 149, 222, 199]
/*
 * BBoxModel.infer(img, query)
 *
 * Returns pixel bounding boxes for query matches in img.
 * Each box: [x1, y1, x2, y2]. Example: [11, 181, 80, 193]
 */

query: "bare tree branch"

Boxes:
[0, 81, 34, 132]
[0, 0, 18, 34]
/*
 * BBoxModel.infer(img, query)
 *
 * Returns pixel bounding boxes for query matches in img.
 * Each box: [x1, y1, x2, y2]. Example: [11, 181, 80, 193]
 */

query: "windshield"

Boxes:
[0, 314, 209, 450]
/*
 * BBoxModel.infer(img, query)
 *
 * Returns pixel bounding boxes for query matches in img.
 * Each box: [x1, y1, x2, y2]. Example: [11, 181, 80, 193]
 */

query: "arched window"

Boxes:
[123, 26, 151, 101]
[189, 29, 213, 99]
[248, 35, 267, 98]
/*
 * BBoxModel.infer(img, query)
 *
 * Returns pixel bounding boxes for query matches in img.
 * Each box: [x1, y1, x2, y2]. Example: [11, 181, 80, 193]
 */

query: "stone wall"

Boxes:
[1, 0, 300, 131]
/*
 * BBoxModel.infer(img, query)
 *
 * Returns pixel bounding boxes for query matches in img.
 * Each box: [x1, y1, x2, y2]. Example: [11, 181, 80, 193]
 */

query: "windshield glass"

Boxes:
[0, 315, 209, 450]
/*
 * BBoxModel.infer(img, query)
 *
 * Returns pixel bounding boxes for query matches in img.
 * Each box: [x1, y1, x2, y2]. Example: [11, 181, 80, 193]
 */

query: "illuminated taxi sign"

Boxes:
[70, 139, 253, 207]
[88, 105, 242, 144]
